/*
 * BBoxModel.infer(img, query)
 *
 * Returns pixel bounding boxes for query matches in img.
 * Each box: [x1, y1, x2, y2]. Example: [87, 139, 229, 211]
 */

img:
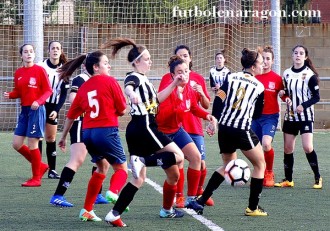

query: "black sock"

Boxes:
[284, 153, 294, 181]
[306, 150, 321, 180]
[143, 152, 176, 167]
[198, 171, 224, 205]
[38, 140, 43, 156]
[54, 167, 76, 196]
[248, 177, 263, 211]
[46, 141, 57, 170]
[113, 182, 139, 215]
[92, 166, 103, 194]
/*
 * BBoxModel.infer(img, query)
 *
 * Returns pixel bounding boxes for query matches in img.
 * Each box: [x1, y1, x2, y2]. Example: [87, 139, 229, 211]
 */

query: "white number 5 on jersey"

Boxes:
[87, 90, 99, 118]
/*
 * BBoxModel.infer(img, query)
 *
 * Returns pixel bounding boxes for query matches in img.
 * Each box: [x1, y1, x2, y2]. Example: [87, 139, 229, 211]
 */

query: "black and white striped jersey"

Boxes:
[209, 66, 231, 88]
[38, 59, 70, 104]
[124, 72, 158, 116]
[212, 71, 264, 130]
[282, 65, 320, 122]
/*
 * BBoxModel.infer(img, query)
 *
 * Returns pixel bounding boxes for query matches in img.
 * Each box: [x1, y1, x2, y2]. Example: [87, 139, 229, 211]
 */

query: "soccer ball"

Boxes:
[224, 159, 251, 187]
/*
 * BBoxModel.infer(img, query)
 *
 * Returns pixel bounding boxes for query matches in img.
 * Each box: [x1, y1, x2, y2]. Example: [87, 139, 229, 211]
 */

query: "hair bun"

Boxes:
[241, 48, 250, 56]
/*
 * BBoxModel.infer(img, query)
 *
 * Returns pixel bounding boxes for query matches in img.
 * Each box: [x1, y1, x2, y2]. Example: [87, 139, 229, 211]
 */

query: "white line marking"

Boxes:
[145, 177, 225, 231]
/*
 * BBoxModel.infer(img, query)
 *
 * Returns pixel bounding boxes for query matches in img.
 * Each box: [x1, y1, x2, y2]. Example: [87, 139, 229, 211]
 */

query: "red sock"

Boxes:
[176, 168, 185, 196]
[264, 148, 275, 171]
[187, 168, 201, 197]
[30, 149, 41, 180]
[198, 168, 207, 191]
[109, 169, 128, 194]
[163, 180, 177, 210]
[18, 145, 32, 162]
[84, 172, 106, 211]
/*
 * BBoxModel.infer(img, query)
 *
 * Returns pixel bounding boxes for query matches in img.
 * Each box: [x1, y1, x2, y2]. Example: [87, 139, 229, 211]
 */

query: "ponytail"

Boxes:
[101, 37, 146, 66]
[58, 50, 105, 82]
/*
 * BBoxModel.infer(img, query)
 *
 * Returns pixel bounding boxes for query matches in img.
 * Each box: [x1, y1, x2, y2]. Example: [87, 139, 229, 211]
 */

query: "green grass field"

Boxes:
[0, 131, 329, 231]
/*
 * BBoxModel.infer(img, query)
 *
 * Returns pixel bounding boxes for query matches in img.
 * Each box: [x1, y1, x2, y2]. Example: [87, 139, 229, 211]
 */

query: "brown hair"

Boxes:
[241, 47, 262, 69]
[263, 45, 274, 60]
[58, 50, 105, 82]
[168, 55, 185, 74]
[174, 45, 193, 70]
[48, 40, 68, 64]
[292, 45, 319, 82]
[215, 49, 226, 59]
[101, 38, 146, 66]
[19, 43, 34, 55]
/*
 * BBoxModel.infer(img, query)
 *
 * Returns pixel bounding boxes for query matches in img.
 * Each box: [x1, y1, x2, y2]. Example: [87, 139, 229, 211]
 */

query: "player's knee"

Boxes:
[262, 142, 272, 152]
[45, 135, 56, 142]
[302, 145, 313, 154]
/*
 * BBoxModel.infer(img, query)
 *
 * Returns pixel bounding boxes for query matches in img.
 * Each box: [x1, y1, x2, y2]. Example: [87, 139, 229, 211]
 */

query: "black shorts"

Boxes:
[282, 120, 314, 135]
[218, 125, 260, 154]
[45, 103, 58, 125]
[69, 120, 83, 144]
[126, 115, 172, 157]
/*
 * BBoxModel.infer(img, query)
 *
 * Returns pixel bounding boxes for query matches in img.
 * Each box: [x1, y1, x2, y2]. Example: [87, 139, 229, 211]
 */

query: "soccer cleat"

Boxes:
[174, 196, 185, 208]
[313, 177, 323, 189]
[48, 170, 60, 179]
[159, 207, 184, 218]
[185, 197, 204, 215]
[130, 155, 145, 179]
[105, 210, 127, 227]
[50, 195, 74, 207]
[21, 178, 41, 187]
[245, 206, 268, 216]
[79, 209, 102, 222]
[274, 179, 294, 188]
[94, 194, 109, 204]
[197, 188, 214, 206]
[39, 163, 49, 179]
[263, 170, 275, 187]
[105, 191, 129, 212]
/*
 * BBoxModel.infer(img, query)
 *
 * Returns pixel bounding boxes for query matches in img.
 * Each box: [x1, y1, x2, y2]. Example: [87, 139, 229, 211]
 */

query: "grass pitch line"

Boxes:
[145, 177, 225, 231]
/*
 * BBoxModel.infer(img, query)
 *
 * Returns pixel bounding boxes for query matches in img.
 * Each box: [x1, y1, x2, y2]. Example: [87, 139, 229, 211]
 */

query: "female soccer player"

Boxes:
[157, 55, 217, 210]
[174, 45, 214, 207]
[274, 45, 322, 189]
[57, 50, 128, 222]
[209, 50, 231, 94]
[187, 47, 268, 216]
[251, 46, 284, 187]
[3, 44, 52, 187]
[38, 40, 69, 179]
[102, 38, 185, 227]
[49, 67, 108, 207]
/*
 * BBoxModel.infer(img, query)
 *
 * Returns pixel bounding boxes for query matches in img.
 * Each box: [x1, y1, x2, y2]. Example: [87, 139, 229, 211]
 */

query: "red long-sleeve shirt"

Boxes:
[255, 70, 284, 114]
[9, 65, 52, 106]
[157, 80, 209, 134]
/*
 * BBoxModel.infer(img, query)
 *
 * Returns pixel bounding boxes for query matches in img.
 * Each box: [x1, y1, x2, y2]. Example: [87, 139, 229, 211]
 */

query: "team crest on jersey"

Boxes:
[304, 125, 309, 131]
[268, 81, 275, 90]
[29, 77, 36, 85]
[302, 73, 307, 80]
[185, 99, 191, 110]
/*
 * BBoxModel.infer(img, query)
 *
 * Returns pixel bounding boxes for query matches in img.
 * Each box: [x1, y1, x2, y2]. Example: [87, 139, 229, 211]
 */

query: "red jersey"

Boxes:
[67, 74, 126, 129]
[255, 70, 284, 114]
[184, 71, 210, 136]
[157, 82, 209, 134]
[9, 65, 52, 106]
